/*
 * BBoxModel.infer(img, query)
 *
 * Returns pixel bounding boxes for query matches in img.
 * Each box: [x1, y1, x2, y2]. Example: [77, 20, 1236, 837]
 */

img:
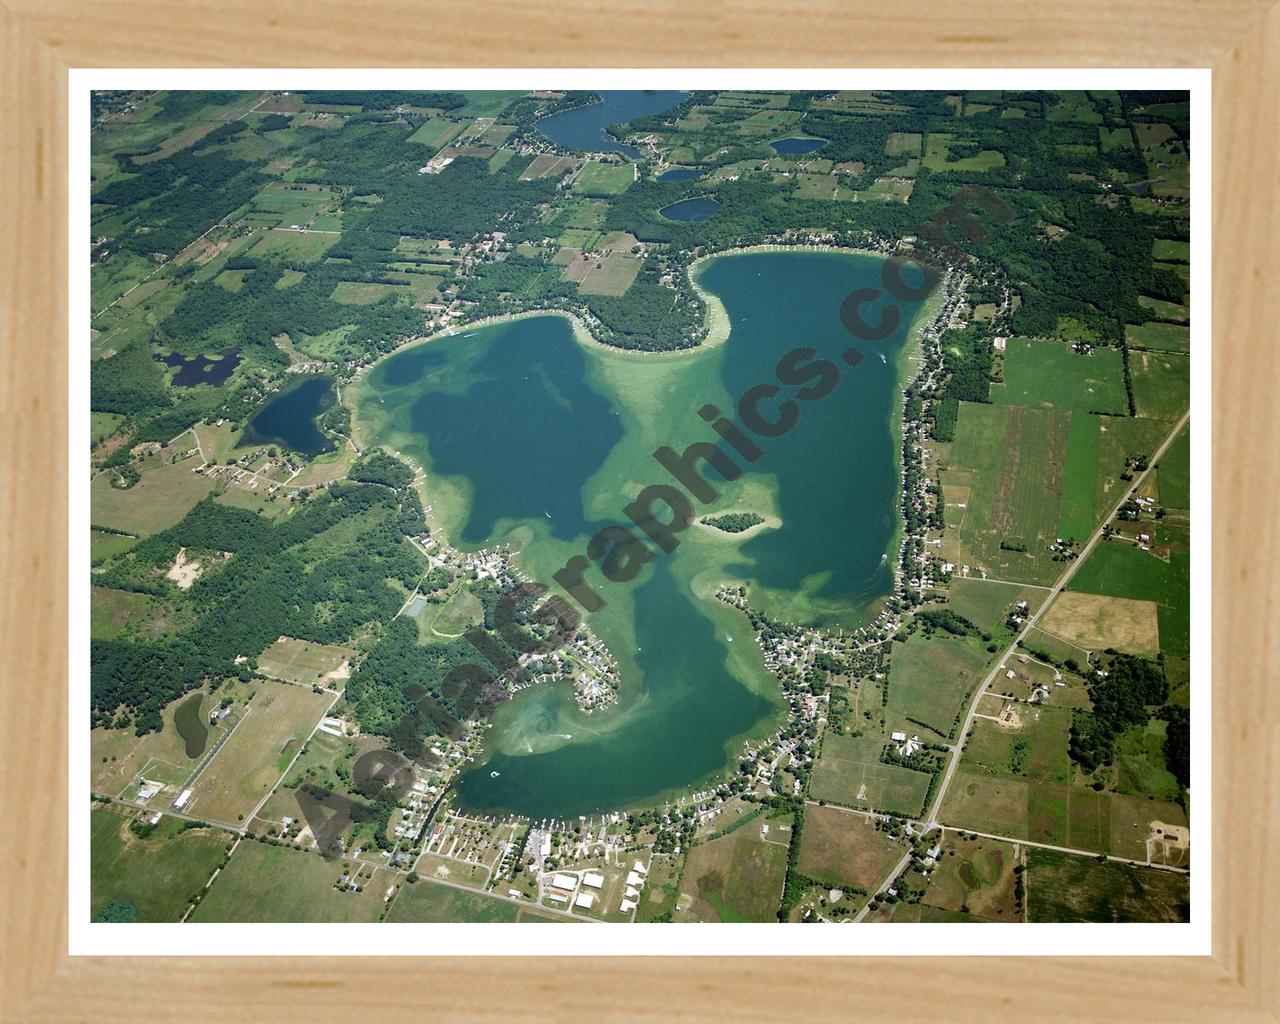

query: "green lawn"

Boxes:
[1026, 848, 1189, 922]
[408, 117, 464, 150]
[810, 734, 932, 816]
[1156, 424, 1191, 509]
[1152, 238, 1190, 262]
[386, 879, 566, 922]
[1137, 295, 1189, 323]
[886, 634, 991, 739]
[947, 579, 1045, 635]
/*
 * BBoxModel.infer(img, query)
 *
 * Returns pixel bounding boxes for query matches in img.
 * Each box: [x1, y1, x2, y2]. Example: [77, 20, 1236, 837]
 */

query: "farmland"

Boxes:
[86, 88, 1194, 927]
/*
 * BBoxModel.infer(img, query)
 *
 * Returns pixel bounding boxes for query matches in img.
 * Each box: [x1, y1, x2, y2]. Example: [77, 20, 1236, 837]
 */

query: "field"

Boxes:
[1025, 848, 1189, 922]
[564, 252, 643, 296]
[809, 733, 932, 816]
[945, 402, 1071, 584]
[257, 637, 356, 686]
[990, 340, 1127, 415]
[91, 411, 125, 444]
[186, 679, 332, 824]
[886, 634, 990, 739]
[961, 704, 1073, 784]
[947, 579, 1045, 634]
[922, 834, 1019, 921]
[191, 840, 390, 922]
[90, 585, 156, 640]
[330, 280, 404, 305]
[676, 821, 789, 922]
[1126, 321, 1190, 353]
[922, 134, 1005, 173]
[408, 117, 464, 150]
[248, 228, 341, 262]
[91, 805, 233, 921]
[572, 161, 635, 196]
[1129, 351, 1190, 420]
[1039, 591, 1160, 656]
[386, 880, 565, 923]
[1067, 538, 1190, 658]
[413, 587, 483, 639]
[1157, 425, 1191, 509]
[1099, 126, 1134, 151]
[1152, 238, 1190, 262]
[1136, 295, 1189, 323]
[520, 153, 579, 180]
[90, 451, 216, 535]
[884, 132, 922, 156]
[796, 804, 907, 893]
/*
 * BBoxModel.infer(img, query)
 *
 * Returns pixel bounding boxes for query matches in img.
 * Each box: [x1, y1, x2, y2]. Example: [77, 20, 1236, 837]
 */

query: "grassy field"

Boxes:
[90, 450, 216, 535]
[923, 834, 1019, 921]
[1157, 424, 1191, 510]
[330, 281, 405, 305]
[676, 822, 790, 922]
[257, 637, 356, 686]
[922, 133, 1006, 173]
[1099, 126, 1134, 151]
[1067, 537, 1190, 658]
[572, 161, 635, 196]
[91, 805, 232, 921]
[1126, 321, 1190, 353]
[961, 704, 1073, 784]
[90, 530, 138, 565]
[1152, 238, 1191, 262]
[1040, 591, 1161, 657]
[191, 840, 389, 922]
[1129, 350, 1190, 420]
[946, 402, 1071, 585]
[91, 411, 125, 444]
[809, 734, 932, 816]
[386, 880, 565, 922]
[886, 634, 990, 739]
[991, 340, 1127, 415]
[1136, 295, 1189, 323]
[796, 805, 907, 892]
[90, 585, 157, 641]
[187, 679, 332, 824]
[1026, 848, 1189, 922]
[947, 579, 1046, 634]
[414, 587, 483, 639]
[248, 228, 341, 262]
[408, 117, 464, 150]
[884, 131, 923, 156]
[572, 253, 644, 296]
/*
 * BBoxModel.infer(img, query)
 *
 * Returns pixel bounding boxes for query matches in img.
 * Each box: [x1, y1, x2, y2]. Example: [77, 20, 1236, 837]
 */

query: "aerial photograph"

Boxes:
[88, 87, 1192, 926]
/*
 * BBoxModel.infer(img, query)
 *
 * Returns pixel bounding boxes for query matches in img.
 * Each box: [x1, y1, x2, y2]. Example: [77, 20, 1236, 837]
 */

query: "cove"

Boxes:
[241, 375, 335, 457]
[536, 91, 688, 158]
[351, 250, 928, 818]
[657, 167, 702, 183]
[156, 348, 241, 387]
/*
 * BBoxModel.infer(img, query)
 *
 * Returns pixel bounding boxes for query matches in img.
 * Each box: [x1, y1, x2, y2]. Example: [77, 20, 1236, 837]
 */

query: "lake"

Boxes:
[658, 167, 702, 183]
[660, 197, 719, 222]
[353, 250, 928, 818]
[770, 136, 827, 155]
[536, 91, 688, 158]
[241, 375, 335, 457]
[156, 348, 241, 387]
[174, 691, 208, 759]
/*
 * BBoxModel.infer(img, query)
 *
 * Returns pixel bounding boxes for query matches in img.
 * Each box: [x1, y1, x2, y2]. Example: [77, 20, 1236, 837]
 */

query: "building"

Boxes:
[551, 872, 577, 891]
[573, 892, 596, 910]
[173, 788, 193, 810]
[581, 871, 604, 889]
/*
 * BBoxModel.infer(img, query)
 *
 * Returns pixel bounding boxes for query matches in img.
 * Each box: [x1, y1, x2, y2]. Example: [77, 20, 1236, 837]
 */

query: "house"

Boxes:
[891, 731, 908, 743]
[620, 898, 637, 913]
[626, 871, 645, 887]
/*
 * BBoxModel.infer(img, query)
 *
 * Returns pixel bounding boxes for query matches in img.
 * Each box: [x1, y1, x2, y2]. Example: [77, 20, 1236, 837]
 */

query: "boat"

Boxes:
[879, 352, 887, 363]
[490, 770, 501, 778]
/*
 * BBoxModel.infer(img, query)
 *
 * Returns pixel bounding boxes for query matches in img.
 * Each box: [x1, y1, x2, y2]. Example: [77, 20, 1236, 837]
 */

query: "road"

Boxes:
[853, 409, 1190, 922]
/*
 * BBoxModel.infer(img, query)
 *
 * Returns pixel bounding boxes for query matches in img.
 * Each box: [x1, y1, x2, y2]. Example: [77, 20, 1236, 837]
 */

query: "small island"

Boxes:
[700, 512, 766, 534]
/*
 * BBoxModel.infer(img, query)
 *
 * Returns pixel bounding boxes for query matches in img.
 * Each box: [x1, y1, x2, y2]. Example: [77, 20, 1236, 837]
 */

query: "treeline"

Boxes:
[700, 512, 764, 533]
[92, 454, 426, 733]
[299, 91, 468, 112]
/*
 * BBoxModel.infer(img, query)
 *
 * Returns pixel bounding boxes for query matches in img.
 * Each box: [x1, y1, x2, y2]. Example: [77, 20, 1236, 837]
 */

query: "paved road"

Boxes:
[853, 409, 1190, 923]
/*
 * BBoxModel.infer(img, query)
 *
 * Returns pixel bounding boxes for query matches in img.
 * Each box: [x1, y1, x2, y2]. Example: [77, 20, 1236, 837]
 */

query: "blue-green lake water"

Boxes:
[536, 91, 688, 158]
[357, 251, 926, 817]
[242, 375, 335, 457]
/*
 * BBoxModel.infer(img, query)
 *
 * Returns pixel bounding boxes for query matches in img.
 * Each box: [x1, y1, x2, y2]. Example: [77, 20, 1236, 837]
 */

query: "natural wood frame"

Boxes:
[2, 2, 1277, 1019]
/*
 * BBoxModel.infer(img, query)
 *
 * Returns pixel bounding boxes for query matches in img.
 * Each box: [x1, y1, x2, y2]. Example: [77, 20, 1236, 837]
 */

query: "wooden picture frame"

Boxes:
[2, 2, 1276, 1018]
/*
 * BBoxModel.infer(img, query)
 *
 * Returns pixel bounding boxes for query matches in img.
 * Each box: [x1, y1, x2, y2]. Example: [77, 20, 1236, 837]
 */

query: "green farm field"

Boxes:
[1067, 536, 1190, 658]
[923, 834, 1019, 921]
[91, 805, 233, 921]
[947, 579, 1046, 635]
[573, 161, 635, 196]
[1129, 350, 1190, 419]
[991, 340, 1127, 415]
[191, 840, 389, 922]
[886, 634, 991, 740]
[90, 451, 216, 536]
[1157, 425, 1191, 509]
[1126, 321, 1190, 353]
